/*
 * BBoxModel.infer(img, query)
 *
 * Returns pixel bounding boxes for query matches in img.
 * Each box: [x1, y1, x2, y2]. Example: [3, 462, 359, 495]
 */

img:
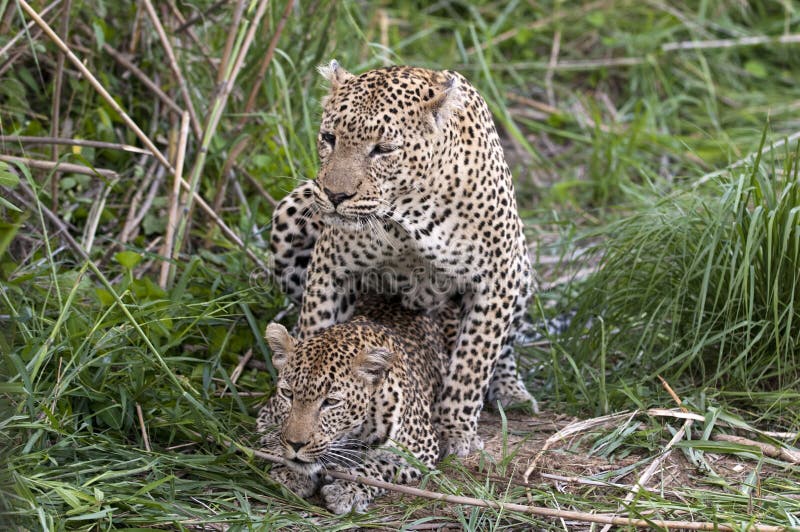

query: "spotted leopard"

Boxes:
[256, 297, 445, 514]
[269, 62, 536, 457]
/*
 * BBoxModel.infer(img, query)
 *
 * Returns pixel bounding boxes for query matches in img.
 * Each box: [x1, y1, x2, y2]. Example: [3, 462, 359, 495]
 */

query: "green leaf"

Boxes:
[587, 12, 605, 28]
[92, 20, 106, 50]
[95, 288, 115, 306]
[114, 251, 142, 269]
[0, 161, 20, 187]
[744, 60, 767, 79]
[0, 196, 21, 212]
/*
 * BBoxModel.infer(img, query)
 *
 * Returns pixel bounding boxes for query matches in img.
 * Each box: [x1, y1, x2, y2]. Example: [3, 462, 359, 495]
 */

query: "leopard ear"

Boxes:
[318, 59, 354, 93]
[265, 323, 295, 370]
[424, 73, 463, 130]
[354, 347, 395, 385]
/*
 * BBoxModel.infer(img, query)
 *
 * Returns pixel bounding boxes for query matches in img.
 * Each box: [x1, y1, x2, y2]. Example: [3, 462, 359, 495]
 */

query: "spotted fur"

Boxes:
[256, 298, 445, 514]
[270, 62, 536, 458]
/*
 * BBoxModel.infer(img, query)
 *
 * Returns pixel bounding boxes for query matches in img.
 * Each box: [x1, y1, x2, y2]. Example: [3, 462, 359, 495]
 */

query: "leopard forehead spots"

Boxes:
[282, 325, 374, 395]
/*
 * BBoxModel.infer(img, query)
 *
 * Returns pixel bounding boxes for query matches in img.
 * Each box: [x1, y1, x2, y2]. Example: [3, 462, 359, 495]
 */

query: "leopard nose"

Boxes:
[324, 188, 355, 207]
[285, 439, 307, 452]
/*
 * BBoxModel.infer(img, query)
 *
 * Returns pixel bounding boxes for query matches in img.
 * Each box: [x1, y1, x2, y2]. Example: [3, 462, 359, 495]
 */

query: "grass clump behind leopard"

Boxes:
[270, 62, 536, 458]
[256, 298, 446, 514]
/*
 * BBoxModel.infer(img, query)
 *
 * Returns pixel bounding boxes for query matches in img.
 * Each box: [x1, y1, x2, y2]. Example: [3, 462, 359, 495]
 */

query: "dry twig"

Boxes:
[0, 155, 116, 178]
[712, 434, 800, 465]
[141, 0, 203, 139]
[0, 135, 151, 154]
[160, 111, 190, 289]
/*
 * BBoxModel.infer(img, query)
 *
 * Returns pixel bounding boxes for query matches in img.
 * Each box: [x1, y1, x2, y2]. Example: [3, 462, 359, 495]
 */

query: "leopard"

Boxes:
[268, 61, 536, 458]
[256, 297, 445, 514]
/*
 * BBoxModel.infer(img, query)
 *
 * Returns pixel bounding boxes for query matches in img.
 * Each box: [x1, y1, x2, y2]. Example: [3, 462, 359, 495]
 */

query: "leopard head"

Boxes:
[263, 322, 396, 474]
[312, 61, 465, 228]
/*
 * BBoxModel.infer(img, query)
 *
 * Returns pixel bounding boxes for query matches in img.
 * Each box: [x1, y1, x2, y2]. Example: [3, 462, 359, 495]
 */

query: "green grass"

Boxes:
[2, 0, 800, 528]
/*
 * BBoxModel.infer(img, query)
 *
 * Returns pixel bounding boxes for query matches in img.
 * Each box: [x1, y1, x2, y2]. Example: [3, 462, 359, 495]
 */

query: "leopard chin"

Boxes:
[283, 456, 323, 475]
[321, 213, 371, 231]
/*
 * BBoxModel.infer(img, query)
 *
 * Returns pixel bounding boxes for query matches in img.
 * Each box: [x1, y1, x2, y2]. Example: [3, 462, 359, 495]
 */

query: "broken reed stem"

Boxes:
[141, 0, 203, 140]
[164, 1, 216, 70]
[230, 442, 784, 532]
[100, 40, 184, 115]
[243, 0, 295, 114]
[49, 0, 71, 211]
[136, 403, 151, 452]
[18, 0, 269, 274]
[216, 0, 246, 86]
[172, 0, 269, 266]
[0, 135, 151, 154]
[160, 111, 190, 290]
[0, 155, 116, 178]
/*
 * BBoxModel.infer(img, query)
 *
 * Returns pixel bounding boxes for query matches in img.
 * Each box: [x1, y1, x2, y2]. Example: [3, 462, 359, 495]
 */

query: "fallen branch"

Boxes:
[713, 434, 800, 465]
[232, 442, 786, 531]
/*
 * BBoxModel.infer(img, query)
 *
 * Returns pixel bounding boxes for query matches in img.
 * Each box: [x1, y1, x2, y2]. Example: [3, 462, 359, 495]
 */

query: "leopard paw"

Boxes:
[487, 376, 539, 413]
[269, 465, 319, 498]
[320, 480, 373, 514]
[438, 427, 484, 459]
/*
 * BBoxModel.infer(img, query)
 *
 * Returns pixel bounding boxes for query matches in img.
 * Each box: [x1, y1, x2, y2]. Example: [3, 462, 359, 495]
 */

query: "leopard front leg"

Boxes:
[435, 288, 516, 458]
[320, 448, 426, 514]
[296, 228, 358, 339]
[269, 464, 321, 498]
[269, 181, 321, 304]
[486, 261, 539, 412]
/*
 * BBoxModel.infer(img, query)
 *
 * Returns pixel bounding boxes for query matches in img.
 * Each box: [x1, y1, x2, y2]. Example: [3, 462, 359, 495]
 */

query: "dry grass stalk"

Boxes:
[0, 0, 61, 59]
[0, 135, 151, 154]
[100, 40, 184, 115]
[141, 0, 203, 140]
[523, 411, 638, 484]
[49, 0, 71, 211]
[0, 154, 116, 178]
[662, 33, 800, 52]
[136, 403, 151, 452]
[712, 434, 800, 465]
[160, 111, 190, 289]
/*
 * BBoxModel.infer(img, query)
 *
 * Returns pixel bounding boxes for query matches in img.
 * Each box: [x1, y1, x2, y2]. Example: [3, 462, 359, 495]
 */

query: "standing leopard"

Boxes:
[269, 62, 535, 457]
[256, 298, 445, 514]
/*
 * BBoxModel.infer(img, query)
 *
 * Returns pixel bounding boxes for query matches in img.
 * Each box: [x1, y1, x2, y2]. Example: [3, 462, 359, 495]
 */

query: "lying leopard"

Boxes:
[269, 62, 536, 458]
[256, 298, 446, 514]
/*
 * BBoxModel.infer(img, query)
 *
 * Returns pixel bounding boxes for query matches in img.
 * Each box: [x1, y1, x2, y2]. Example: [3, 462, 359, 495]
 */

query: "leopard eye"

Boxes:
[320, 132, 336, 147]
[278, 386, 293, 400]
[370, 143, 399, 157]
[321, 397, 341, 409]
